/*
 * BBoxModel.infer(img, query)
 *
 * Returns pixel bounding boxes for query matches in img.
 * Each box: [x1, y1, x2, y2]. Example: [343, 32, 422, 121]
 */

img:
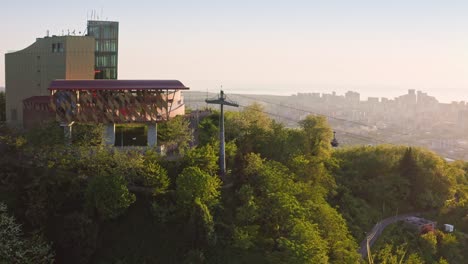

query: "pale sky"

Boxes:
[2, 0, 468, 102]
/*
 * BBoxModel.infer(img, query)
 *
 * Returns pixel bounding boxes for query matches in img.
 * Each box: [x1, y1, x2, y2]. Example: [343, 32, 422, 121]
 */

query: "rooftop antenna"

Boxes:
[46, 30, 49, 37]
[206, 89, 239, 179]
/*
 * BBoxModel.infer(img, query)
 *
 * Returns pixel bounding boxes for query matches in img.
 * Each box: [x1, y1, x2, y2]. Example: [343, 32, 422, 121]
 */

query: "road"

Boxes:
[358, 213, 422, 259]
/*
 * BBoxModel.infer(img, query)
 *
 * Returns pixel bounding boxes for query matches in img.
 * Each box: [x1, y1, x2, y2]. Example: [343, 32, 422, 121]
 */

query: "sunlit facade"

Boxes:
[5, 36, 95, 127]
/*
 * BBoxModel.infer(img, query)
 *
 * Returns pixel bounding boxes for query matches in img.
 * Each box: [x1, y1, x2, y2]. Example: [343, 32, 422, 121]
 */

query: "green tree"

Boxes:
[235, 153, 359, 263]
[55, 212, 98, 264]
[438, 232, 462, 263]
[184, 144, 219, 176]
[188, 198, 216, 248]
[176, 166, 221, 212]
[0, 203, 54, 263]
[25, 121, 64, 147]
[419, 231, 437, 261]
[158, 115, 192, 154]
[197, 113, 219, 146]
[374, 243, 409, 264]
[298, 115, 333, 159]
[272, 220, 329, 264]
[72, 123, 104, 146]
[176, 167, 221, 254]
[399, 148, 421, 207]
[85, 174, 136, 220]
[133, 160, 170, 196]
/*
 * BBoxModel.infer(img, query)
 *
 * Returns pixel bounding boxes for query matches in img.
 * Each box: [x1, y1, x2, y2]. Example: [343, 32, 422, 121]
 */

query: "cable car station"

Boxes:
[48, 79, 189, 146]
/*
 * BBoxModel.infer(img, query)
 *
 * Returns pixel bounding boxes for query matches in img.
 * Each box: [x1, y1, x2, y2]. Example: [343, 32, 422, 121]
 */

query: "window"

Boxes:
[110, 40, 116, 52]
[89, 26, 99, 37]
[52, 43, 56, 53]
[103, 27, 111, 38]
[57, 43, 64, 53]
[110, 68, 117, 79]
[110, 55, 117, 67]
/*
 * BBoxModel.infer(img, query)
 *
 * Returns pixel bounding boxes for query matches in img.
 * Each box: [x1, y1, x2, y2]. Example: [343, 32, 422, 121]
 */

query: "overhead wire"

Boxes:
[230, 93, 413, 136]
[185, 96, 464, 159]
[233, 101, 390, 145]
[227, 94, 467, 153]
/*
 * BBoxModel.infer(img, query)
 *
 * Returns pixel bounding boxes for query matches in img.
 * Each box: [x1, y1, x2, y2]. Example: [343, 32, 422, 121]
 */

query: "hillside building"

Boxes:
[5, 35, 95, 127]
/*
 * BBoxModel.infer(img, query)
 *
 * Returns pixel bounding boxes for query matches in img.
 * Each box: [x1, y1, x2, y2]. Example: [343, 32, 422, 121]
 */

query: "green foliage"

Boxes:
[229, 153, 360, 263]
[0, 203, 54, 263]
[2, 100, 467, 263]
[197, 112, 219, 146]
[133, 160, 170, 196]
[85, 174, 136, 220]
[332, 145, 458, 240]
[419, 231, 438, 261]
[225, 103, 271, 139]
[25, 121, 65, 147]
[151, 200, 177, 224]
[158, 115, 192, 154]
[184, 144, 219, 175]
[298, 115, 333, 159]
[55, 212, 98, 264]
[374, 243, 410, 264]
[188, 198, 216, 248]
[184, 249, 206, 264]
[72, 123, 104, 146]
[273, 220, 329, 264]
[176, 166, 221, 212]
[373, 223, 468, 264]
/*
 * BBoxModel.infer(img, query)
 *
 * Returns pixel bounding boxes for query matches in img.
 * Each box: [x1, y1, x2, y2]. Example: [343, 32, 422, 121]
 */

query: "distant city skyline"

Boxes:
[1, 0, 468, 103]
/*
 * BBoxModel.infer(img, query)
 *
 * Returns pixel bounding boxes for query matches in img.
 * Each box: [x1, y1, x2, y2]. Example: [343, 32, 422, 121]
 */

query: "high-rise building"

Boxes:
[87, 20, 119, 79]
[5, 35, 95, 126]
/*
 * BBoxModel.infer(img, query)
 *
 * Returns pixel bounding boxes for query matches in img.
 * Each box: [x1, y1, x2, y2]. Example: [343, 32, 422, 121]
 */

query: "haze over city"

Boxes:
[2, 0, 468, 102]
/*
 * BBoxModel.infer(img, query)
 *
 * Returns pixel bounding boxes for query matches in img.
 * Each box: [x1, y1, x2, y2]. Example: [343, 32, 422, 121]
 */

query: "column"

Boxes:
[60, 122, 74, 145]
[147, 123, 157, 147]
[104, 123, 116, 146]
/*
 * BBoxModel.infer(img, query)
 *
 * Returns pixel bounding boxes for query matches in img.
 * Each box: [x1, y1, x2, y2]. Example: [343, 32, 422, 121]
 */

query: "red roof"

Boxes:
[49, 80, 189, 91]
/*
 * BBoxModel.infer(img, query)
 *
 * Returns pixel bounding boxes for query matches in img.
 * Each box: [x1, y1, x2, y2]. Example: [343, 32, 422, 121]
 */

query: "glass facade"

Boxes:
[87, 20, 119, 79]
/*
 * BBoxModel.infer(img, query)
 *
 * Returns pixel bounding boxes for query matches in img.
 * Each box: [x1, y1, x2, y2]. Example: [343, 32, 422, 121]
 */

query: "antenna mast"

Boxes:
[206, 90, 239, 178]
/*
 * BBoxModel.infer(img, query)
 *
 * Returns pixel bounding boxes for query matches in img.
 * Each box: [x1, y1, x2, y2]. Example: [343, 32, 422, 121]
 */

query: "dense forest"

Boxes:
[0, 104, 467, 263]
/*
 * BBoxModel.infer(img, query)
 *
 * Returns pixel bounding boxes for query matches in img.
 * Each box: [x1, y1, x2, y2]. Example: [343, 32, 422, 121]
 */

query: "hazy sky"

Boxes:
[2, 0, 468, 102]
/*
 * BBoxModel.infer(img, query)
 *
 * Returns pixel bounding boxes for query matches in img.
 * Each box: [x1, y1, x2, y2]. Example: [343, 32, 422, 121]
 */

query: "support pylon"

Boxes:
[206, 90, 238, 178]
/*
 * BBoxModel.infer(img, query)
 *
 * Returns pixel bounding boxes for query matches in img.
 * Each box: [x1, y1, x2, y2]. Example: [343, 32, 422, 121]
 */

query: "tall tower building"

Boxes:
[87, 20, 119, 79]
[5, 36, 95, 127]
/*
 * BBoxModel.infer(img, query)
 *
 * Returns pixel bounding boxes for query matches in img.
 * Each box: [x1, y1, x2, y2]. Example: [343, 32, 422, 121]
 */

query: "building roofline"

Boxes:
[48, 80, 190, 91]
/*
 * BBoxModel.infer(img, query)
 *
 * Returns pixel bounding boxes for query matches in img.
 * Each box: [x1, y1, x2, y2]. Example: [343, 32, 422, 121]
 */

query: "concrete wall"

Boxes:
[162, 91, 185, 119]
[5, 36, 95, 127]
